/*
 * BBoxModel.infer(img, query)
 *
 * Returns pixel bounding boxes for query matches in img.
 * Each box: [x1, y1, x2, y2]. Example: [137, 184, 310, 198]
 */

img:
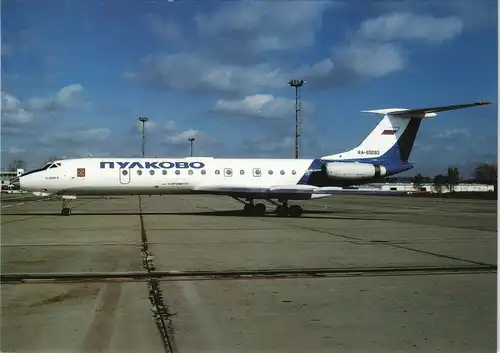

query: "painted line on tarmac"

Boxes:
[1, 199, 48, 209]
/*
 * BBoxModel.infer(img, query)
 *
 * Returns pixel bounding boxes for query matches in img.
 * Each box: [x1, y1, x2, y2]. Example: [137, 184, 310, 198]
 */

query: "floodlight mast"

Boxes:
[288, 79, 305, 159]
[188, 137, 195, 157]
[138, 117, 148, 158]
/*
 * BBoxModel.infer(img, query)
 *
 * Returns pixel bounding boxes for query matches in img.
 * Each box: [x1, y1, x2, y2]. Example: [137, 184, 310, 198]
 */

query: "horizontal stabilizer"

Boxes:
[361, 101, 491, 118]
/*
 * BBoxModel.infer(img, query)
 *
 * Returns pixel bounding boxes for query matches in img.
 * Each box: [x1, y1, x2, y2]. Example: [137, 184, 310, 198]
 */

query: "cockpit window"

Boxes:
[20, 161, 62, 177]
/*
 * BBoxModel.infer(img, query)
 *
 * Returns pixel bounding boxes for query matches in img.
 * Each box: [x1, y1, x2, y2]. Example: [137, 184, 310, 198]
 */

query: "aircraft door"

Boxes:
[119, 168, 131, 184]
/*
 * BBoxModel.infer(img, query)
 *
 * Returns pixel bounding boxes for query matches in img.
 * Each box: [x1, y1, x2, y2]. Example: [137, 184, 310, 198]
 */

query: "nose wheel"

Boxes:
[60, 198, 73, 216]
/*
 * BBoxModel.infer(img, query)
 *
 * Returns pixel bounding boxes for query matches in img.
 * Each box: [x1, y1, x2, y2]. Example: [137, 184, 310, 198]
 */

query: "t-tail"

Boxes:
[321, 101, 491, 175]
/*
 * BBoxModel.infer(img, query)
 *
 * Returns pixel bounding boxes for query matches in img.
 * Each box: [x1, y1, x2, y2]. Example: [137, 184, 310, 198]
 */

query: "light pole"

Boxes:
[138, 116, 148, 158]
[188, 137, 195, 157]
[288, 79, 305, 159]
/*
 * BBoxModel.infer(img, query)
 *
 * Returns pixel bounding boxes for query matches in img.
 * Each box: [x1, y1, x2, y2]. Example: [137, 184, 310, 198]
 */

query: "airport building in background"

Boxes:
[375, 182, 494, 193]
[1, 169, 24, 190]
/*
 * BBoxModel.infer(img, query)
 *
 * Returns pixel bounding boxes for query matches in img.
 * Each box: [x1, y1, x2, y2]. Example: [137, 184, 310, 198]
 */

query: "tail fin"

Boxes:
[321, 101, 491, 164]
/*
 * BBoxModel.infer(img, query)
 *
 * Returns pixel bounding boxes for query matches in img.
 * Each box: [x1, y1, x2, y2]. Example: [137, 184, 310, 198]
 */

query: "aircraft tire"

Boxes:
[289, 205, 303, 218]
[254, 203, 266, 216]
[243, 203, 255, 215]
[275, 205, 289, 217]
[61, 207, 71, 216]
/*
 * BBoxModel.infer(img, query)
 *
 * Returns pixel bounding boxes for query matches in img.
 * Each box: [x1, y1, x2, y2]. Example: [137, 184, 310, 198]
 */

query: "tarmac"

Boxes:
[1, 192, 497, 353]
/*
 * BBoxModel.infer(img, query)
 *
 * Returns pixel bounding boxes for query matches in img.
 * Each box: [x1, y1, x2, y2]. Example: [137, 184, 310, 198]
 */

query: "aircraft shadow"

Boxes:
[1, 209, 387, 221]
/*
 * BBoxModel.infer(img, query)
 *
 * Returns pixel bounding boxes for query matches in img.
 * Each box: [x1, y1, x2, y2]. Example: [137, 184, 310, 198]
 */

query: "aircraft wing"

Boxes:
[193, 184, 408, 197]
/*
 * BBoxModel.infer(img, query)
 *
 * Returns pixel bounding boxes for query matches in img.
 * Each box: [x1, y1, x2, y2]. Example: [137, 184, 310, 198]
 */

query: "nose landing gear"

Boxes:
[60, 198, 73, 216]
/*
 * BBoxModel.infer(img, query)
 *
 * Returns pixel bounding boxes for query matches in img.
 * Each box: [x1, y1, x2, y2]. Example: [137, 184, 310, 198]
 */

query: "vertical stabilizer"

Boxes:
[322, 114, 420, 164]
[321, 101, 491, 165]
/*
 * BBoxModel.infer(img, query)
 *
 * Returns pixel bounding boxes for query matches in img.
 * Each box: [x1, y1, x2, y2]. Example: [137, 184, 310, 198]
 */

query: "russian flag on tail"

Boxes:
[381, 128, 399, 135]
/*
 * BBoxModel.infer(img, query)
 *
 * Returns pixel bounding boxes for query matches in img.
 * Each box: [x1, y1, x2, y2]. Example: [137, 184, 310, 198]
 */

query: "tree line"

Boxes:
[410, 163, 497, 193]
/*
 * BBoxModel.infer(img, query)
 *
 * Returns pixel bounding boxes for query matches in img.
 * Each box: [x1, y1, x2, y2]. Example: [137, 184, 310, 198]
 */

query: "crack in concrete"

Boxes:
[139, 196, 177, 353]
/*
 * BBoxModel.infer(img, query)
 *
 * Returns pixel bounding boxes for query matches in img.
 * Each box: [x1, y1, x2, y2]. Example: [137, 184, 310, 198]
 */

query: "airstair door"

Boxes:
[119, 168, 131, 184]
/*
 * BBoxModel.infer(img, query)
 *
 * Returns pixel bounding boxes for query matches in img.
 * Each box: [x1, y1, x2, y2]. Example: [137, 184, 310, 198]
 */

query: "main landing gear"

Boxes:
[232, 197, 303, 218]
[268, 199, 303, 218]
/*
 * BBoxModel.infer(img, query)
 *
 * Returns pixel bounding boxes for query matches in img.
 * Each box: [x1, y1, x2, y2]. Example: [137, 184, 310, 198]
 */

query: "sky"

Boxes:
[1, 0, 498, 177]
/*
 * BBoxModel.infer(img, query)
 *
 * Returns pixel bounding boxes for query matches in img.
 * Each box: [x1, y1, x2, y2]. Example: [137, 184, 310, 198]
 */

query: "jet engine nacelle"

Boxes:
[323, 162, 387, 180]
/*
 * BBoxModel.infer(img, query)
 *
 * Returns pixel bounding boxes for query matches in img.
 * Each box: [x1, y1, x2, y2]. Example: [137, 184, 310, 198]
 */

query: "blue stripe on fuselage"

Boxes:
[297, 158, 323, 185]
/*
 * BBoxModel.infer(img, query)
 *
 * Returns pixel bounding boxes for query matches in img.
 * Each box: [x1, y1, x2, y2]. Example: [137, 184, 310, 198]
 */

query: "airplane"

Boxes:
[15, 101, 491, 217]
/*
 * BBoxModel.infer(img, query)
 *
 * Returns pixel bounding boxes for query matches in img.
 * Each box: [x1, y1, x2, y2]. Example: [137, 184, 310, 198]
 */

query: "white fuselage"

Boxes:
[17, 100, 491, 204]
[20, 157, 317, 196]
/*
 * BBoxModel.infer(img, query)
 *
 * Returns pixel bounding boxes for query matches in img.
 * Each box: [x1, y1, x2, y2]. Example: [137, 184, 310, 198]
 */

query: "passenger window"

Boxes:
[268, 170, 273, 175]
[175, 170, 180, 175]
[122, 170, 128, 175]
[280, 170, 285, 175]
[240, 170, 244, 175]
[215, 170, 220, 175]
[253, 168, 261, 177]
[201, 170, 206, 175]
[292, 170, 296, 175]
[188, 170, 193, 175]
[149, 170, 155, 175]
[162, 170, 167, 175]
[224, 168, 233, 177]
[137, 170, 142, 175]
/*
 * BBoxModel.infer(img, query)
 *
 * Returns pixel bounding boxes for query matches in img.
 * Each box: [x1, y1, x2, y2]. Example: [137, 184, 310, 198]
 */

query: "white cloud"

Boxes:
[129, 5, 469, 93]
[244, 136, 294, 153]
[333, 41, 405, 78]
[1, 84, 86, 133]
[164, 120, 176, 132]
[358, 12, 463, 43]
[1, 91, 34, 124]
[145, 13, 183, 43]
[39, 127, 111, 146]
[127, 53, 288, 95]
[162, 122, 221, 154]
[26, 84, 84, 111]
[194, 1, 333, 60]
[213, 94, 311, 120]
[136, 119, 156, 132]
[414, 143, 433, 151]
[372, 1, 495, 31]
[165, 129, 200, 146]
[435, 128, 471, 139]
[6, 147, 26, 154]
